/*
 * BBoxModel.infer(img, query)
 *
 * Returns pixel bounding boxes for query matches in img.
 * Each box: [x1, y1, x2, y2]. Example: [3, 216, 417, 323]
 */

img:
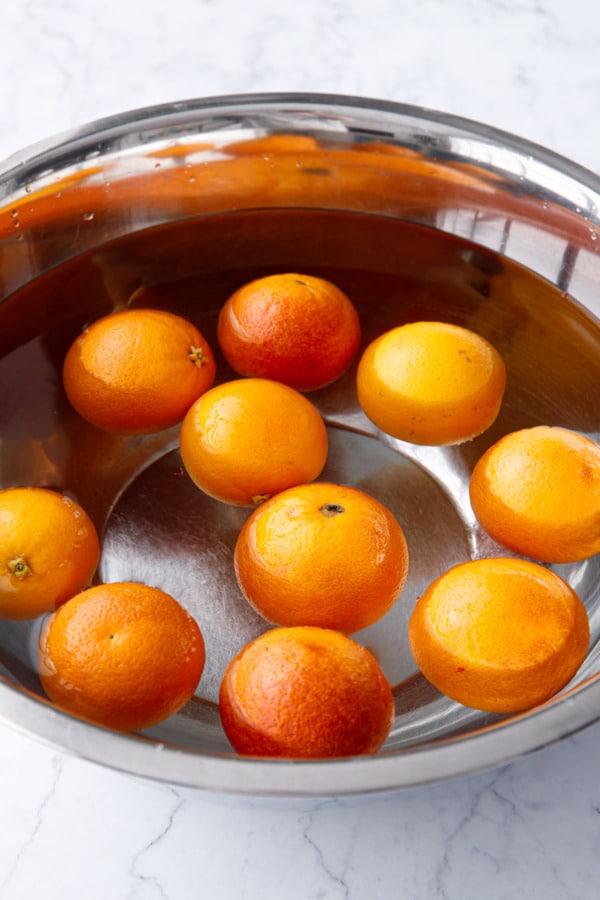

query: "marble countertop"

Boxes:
[1, 1, 599, 898]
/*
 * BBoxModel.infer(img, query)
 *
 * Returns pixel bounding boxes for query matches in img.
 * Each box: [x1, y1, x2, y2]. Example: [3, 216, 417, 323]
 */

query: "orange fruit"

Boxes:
[62, 307, 216, 434]
[356, 321, 506, 445]
[408, 557, 589, 713]
[179, 377, 328, 506]
[39, 581, 205, 732]
[234, 482, 409, 633]
[0, 487, 100, 620]
[217, 272, 361, 391]
[219, 626, 394, 758]
[469, 425, 600, 563]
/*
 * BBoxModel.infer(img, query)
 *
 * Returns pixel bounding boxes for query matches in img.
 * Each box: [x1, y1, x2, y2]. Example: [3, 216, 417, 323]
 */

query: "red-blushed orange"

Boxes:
[217, 272, 361, 391]
[219, 626, 395, 758]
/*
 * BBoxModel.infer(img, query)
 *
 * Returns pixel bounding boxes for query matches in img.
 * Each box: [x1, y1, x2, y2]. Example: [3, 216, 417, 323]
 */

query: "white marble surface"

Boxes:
[2, 0, 600, 174]
[1, 1, 600, 898]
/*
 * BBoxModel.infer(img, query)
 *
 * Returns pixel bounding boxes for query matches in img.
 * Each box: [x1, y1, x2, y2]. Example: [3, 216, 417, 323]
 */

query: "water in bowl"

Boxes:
[1, 207, 599, 751]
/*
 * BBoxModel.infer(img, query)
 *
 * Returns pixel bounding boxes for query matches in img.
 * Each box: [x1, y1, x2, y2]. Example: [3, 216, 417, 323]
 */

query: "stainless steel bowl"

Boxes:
[1, 93, 599, 798]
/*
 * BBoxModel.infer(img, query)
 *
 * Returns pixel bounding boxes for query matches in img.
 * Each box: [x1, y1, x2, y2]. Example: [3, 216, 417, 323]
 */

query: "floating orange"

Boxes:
[219, 626, 394, 758]
[356, 321, 506, 445]
[217, 272, 361, 391]
[179, 378, 328, 506]
[234, 482, 408, 633]
[63, 307, 216, 434]
[39, 581, 205, 732]
[408, 557, 589, 713]
[0, 487, 99, 620]
[469, 425, 600, 563]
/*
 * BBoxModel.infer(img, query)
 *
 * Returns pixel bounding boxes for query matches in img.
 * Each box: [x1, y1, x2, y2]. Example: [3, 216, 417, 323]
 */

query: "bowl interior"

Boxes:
[0, 95, 599, 796]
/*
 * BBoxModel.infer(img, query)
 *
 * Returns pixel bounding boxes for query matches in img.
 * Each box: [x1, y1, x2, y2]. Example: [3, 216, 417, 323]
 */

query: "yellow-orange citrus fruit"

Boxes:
[219, 626, 394, 757]
[179, 377, 328, 506]
[469, 425, 600, 563]
[408, 557, 589, 713]
[356, 321, 506, 445]
[0, 487, 100, 620]
[62, 308, 216, 434]
[234, 482, 409, 633]
[39, 581, 205, 732]
[217, 272, 361, 391]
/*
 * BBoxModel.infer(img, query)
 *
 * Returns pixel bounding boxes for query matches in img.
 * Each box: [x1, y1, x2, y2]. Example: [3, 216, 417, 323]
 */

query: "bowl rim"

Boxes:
[1, 91, 599, 193]
[1, 91, 599, 797]
[1, 670, 598, 797]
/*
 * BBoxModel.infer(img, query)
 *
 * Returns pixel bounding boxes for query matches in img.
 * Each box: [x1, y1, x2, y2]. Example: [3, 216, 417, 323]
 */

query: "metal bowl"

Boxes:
[1, 93, 599, 799]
